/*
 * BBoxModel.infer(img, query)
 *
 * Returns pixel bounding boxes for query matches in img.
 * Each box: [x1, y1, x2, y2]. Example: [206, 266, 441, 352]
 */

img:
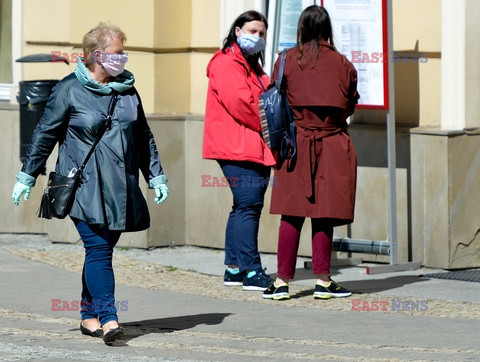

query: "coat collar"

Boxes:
[318, 39, 336, 51]
[206, 42, 268, 90]
[228, 42, 265, 77]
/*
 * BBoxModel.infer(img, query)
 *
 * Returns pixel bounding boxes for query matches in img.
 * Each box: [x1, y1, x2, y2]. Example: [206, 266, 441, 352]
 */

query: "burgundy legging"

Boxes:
[277, 215, 334, 279]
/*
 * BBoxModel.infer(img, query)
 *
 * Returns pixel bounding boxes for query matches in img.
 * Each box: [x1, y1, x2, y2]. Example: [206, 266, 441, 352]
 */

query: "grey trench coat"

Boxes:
[22, 73, 165, 231]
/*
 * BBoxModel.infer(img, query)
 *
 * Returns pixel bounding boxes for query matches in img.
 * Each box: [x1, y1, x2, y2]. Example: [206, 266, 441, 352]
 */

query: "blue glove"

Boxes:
[154, 184, 169, 204]
[12, 181, 32, 206]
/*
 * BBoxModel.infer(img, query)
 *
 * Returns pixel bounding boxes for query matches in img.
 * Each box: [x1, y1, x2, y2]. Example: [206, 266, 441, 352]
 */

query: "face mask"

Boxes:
[99, 52, 128, 77]
[236, 29, 266, 55]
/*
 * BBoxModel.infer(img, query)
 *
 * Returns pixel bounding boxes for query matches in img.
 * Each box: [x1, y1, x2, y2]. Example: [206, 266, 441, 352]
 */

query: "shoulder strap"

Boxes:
[256, 49, 289, 92]
[256, 73, 267, 93]
[77, 93, 119, 174]
[276, 49, 287, 87]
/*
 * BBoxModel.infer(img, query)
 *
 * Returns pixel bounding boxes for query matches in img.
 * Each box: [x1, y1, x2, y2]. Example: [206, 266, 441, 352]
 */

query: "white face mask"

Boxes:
[100, 52, 128, 77]
[236, 29, 266, 55]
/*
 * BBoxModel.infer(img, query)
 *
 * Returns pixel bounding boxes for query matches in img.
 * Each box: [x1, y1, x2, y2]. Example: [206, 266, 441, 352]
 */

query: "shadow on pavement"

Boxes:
[114, 313, 233, 346]
[288, 275, 427, 299]
[340, 275, 428, 294]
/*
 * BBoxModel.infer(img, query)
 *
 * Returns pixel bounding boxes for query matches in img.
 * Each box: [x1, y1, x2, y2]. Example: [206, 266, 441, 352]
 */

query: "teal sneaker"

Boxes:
[242, 269, 272, 291]
[223, 269, 246, 286]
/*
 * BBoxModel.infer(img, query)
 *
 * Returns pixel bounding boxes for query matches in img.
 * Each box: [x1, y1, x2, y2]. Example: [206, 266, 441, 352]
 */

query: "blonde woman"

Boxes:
[12, 23, 169, 343]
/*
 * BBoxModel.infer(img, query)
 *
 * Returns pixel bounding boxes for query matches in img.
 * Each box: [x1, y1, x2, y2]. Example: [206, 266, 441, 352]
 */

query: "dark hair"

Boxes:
[296, 6, 336, 68]
[222, 10, 268, 68]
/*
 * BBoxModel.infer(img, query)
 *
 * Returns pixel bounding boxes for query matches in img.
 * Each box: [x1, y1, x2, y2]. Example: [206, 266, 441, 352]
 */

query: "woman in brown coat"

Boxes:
[263, 6, 359, 301]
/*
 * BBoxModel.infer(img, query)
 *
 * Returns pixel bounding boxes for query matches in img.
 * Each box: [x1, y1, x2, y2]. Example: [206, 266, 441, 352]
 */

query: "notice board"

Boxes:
[322, 0, 389, 109]
[269, 0, 388, 109]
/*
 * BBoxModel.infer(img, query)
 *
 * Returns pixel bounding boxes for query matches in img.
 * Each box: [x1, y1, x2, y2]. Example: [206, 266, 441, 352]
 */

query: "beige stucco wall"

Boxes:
[192, 0, 221, 48]
[393, 0, 441, 128]
[465, 0, 480, 130]
[0, 104, 49, 234]
[69, 1, 156, 48]
[394, 0, 441, 51]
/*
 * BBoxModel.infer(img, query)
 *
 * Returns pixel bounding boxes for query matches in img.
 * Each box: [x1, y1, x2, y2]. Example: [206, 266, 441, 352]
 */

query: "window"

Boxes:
[265, 0, 317, 75]
[0, 0, 12, 100]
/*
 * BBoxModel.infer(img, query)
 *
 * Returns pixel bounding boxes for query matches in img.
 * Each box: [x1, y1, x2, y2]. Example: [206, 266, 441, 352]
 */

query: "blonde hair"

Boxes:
[82, 22, 126, 68]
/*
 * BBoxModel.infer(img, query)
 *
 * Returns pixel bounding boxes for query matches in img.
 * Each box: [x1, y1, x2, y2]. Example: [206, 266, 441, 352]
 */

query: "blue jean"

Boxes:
[218, 160, 271, 272]
[73, 219, 121, 326]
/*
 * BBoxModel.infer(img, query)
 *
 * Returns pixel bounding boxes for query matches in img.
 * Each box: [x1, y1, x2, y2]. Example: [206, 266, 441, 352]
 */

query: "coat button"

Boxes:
[118, 161, 125, 168]
[112, 120, 119, 126]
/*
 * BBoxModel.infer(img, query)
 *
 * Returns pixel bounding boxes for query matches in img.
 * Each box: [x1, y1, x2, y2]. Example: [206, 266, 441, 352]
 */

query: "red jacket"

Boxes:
[203, 43, 275, 166]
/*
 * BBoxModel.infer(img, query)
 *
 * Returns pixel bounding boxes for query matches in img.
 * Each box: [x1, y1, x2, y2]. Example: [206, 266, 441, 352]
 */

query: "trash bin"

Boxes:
[16, 53, 69, 172]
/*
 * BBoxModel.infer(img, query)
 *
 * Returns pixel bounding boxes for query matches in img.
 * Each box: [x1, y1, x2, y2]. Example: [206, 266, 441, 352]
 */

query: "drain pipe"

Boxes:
[332, 238, 390, 256]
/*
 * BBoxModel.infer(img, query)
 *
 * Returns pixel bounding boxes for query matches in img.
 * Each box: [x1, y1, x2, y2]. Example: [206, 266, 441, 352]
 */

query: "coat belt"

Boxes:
[295, 125, 345, 200]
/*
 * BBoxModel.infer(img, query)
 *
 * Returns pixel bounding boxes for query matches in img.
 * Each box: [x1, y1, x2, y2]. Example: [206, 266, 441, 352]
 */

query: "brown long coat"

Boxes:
[269, 41, 360, 226]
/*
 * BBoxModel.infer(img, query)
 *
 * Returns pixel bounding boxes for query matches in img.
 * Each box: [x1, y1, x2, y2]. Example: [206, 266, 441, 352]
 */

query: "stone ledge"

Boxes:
[146, 113, 204, 122]
[0, 101, 19, 111]
[409, 127, 469, 137]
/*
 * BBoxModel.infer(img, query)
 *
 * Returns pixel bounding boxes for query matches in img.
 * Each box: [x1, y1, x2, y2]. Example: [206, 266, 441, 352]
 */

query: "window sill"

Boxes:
[0, 83, 13, 102]
[0, 100, 18, 110]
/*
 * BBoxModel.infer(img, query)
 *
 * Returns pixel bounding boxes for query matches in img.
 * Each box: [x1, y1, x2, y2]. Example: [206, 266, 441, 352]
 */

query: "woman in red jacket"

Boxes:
[203, 10, 275, 291]
[263, 6, 359, 300]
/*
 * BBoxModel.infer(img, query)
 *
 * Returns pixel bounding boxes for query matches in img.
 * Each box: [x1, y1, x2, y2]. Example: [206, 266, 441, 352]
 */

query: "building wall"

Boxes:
[3, 0, 480, 269]
[410, 129, 480, 268]
[393, 0, 441, 127]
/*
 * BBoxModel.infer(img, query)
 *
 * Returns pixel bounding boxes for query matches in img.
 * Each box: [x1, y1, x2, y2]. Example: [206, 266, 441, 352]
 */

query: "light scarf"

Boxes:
[74, 60, 135, 94]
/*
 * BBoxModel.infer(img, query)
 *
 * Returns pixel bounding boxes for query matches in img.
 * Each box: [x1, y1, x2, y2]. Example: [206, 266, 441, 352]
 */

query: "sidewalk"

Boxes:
[1, 233, 479, 361]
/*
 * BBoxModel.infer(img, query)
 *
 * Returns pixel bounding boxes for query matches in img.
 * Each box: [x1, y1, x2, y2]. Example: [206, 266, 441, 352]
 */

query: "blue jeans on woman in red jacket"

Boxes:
[219, 160, 273, 291]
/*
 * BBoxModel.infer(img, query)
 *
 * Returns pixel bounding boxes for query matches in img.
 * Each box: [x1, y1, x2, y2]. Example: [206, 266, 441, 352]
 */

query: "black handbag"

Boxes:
[257, 49, 296, 161]
[38, 93, 119, 219]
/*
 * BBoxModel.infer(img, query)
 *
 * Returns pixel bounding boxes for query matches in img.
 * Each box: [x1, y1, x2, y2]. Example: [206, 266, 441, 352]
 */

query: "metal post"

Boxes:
[365, 0, 420, 274]
[386, 0, 398, 266]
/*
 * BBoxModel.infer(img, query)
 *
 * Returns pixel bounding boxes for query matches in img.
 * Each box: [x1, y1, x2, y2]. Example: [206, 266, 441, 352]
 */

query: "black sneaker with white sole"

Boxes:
[262, 282, 290, 300]
[242, 269, 272, 291]
[223, 269, 246, 286]
[313, 280, 351, 299]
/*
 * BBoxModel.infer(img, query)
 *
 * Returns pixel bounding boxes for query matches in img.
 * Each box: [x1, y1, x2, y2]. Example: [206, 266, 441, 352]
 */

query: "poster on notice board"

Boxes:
[322, 0, 388, 109]
[271, 0, 388, 109]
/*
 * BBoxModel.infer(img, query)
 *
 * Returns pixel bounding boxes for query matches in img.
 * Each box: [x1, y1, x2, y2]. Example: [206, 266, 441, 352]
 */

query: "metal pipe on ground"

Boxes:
[332, 238, 390, 256]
